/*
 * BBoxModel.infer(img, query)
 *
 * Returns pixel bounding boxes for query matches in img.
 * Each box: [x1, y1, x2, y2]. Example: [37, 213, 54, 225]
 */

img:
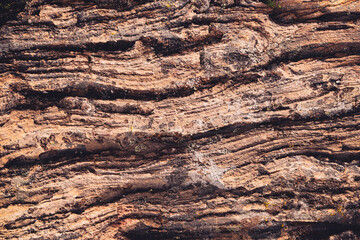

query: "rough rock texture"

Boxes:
[1, 0, 360, 239]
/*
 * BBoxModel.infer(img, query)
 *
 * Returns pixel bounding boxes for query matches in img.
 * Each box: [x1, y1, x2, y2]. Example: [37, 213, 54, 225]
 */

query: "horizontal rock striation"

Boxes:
[0, 0, 360, 239]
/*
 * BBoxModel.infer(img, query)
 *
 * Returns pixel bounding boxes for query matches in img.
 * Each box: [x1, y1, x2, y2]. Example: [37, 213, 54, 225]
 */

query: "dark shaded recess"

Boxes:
[12, 96, 64, 111]
[0, 0, 27, 28]
[223, 52, 250, 65]
[0, 51, 77, 63]
[51, 165, 208, 214]
[260, 104, 290, 112]
[309, 78, 341, 92]
[314, 24, 353, 32]
[11, 71, 233, 104]
[190, 122, 261, 141]
[93, 0, 154, 10]
[283, 222, 360, 240]
[3, 147, 88, 169]
[3, 131, 188, 169]
[58, 171, 193, 214]
[192, 106, 360, 148]
[189, 112, 314, 142]
[0, 41, 135, 66]
[3, 220, 36, 230]
[42, 0, 94, 7]
[10, 82, 70, 110]
[190, 14, 233, 26]
[266, 42, 360, 68]
[86, 40, 135, 51]
[38, 148, 87, 162]
[42, 0, 154, 11]
[3, 148, 93, 168]
[10, 82, 196, 105]
[30, 40, 135, 52]
[314, 12, 360, 23]
[270, 11, 360, 24]
[123, 226, 247, 240]
[8, 73, 257, 110]
[248, 225, 283, 239]
[284, 150, 360, 164]
[0, 41, 135, 74]
[1, 145, 151, 170]
[140, 28, 223, 56]
[342, 144, 360, 151]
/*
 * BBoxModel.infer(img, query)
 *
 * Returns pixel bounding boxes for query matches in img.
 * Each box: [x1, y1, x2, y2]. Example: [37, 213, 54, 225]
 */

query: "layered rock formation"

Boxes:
[0, 0, 360, 239]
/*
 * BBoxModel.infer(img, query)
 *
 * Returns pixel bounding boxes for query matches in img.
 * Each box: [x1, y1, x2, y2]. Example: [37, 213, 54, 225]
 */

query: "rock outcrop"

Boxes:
[1, 0, 360, 239]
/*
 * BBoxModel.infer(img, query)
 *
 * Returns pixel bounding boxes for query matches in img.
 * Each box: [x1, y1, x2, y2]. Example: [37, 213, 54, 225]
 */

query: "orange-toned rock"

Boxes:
[0, 0, 360, 239]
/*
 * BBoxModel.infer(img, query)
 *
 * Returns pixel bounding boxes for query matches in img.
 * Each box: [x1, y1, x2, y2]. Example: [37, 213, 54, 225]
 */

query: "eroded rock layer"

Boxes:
[0, 0, 360, 239]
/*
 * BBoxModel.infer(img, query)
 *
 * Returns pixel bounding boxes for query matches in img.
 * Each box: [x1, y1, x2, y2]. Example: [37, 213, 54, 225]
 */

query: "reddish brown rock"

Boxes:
[0, 0, 360, 239]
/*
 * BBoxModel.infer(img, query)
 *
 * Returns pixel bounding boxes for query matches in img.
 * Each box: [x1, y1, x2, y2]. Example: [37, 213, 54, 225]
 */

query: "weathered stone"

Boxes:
[0, 0, 360, 239]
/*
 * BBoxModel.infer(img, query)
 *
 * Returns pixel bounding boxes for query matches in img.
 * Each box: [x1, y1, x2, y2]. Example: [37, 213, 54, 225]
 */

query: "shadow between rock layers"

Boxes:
[1, 0, 360, 239]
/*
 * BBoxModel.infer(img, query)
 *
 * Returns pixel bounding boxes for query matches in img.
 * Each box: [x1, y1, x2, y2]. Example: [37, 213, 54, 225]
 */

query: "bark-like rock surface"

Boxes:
[1, 0, 360, 239]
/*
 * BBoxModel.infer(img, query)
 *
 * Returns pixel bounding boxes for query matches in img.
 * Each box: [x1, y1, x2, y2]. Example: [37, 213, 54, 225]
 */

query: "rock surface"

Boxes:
[0, 0, 360, 239]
